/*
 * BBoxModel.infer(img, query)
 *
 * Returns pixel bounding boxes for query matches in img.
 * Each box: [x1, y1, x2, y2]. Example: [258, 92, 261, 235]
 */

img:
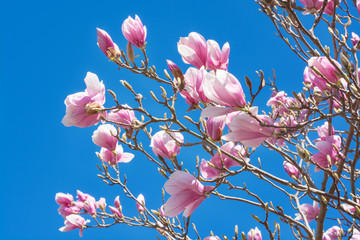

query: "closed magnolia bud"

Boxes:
[122, 15, 147, 48]
[126, 41, 135, 63]
[136, 194, 145, 213]
[97, 197, 106, 211]
[283, 161, 300, 179]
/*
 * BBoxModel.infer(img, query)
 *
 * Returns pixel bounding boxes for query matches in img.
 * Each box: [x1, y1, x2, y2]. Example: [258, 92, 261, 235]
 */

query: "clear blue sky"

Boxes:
[1, 0, 320, 239]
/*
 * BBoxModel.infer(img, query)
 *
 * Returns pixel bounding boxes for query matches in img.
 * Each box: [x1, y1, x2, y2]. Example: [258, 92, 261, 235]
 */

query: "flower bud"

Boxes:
[114, 196, 121, 210]
[109, 206, 122, 218]
[247, 227, 262, 240]
[136, 194, 145, 213]
[97, 197, 106, 211]
[122, 15, 147, 48]
[283, 161, 300, 180]
[55, 193, 74, 206]
[97, 28, 115, 57]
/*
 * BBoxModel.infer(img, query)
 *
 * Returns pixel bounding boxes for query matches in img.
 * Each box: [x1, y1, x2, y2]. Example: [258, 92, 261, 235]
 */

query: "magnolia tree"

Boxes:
[56, 1, 360, 239]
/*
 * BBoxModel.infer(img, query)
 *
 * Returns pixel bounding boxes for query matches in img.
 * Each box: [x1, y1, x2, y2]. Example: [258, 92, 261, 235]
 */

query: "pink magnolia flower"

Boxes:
[203, 236, 221, 240]
[316, 122, 335, 142]
[58, 202, 83, 217]
[222, 107, 274, 148]
[204, 115, 226, 141]
[96, 28, 120, 57]
[300, 0, 339, 15]
[206, 40, 230, 70]
[97, 197, 106, 211]
[247, 227, 262, 240]
[180, 67, 210, 105]
[267, 91, 296, 116]
[150, 131, 184, 159]
[121, 15, 147, 48]
[295, 201, 320, 223]
[109, 206, 122, 218]
[107, 105, 136, 129]
[55, 193, 74, 206]
[62, 72, 106, 128]
[357, 0, 360, 15]
[201, 142, 248, 180]
[312, 135, 342, 171]
[136, 194, 145, 213]
[84, 196, 97, 216]
[322, 0, 339, 15]
[164, 171, 214, 217]
[99, 144, 134, 165]
[178, 32, 208, 69]
[92, 124, 118, 150]
[324, 226, 341, 240]
[304, 57, 342, 91]
[59, 214, 89, 237]
[203, 70, 246, 108]
[77, 190, 92, 202]
[351, 32, 360, 47]
[299, 0, 324, 13]
[352, 229, 360, 240]
[283, 161, 300, 179]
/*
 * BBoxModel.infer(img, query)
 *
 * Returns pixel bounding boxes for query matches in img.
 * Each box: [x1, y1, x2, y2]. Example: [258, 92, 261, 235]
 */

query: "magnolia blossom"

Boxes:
[96, 28, 119, 57]
[206, 40, 230, 70]
[97, 197, 106, 211]
[203, 236, 221, 240]
[352, 229, 360, 240]
[178, 32, 207, 69]
[312, 135, 342, 171]
[92, 124, 118, 150]
[99, 145, 134, 165]
[203, 70, 246, 108]
[304, 56, 342, 91]
[180, 67, 210, 105]
[316, 122, 335, 142]
[323, 226, 341, 240]
[201, 142, 248, 180]
[204, 116, 226, 141]
[55, 193, 74, 206]
[136, 194, 145, 213]
[56, 192, 84, 217]
[150, 131, 184, 159]
[351, 32, 360, 47]
[58, 202, 83, 217]
[59, 214, 89, 237]
[267, 91, 296, 116]
[109, 206, 122, 218]
[164, 171, 214, 217]
[83, 196, 97, 216]
[299, 0, 324, 13]
[122, 15, 147, 48]
[283, 161, 300, 179]
[357, 0, 360, 15]
[295, 201, 320, 223]
[62, 72, 106, 128]
[107, 105, 136, 129]
[247, 227, 262, 240]
[222, 107, 274, 148]
[300, 0, 338, 15]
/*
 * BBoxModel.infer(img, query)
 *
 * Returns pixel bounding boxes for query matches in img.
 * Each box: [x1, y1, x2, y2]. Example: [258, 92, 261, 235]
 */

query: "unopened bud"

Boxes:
[127, 42, 135, 63]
